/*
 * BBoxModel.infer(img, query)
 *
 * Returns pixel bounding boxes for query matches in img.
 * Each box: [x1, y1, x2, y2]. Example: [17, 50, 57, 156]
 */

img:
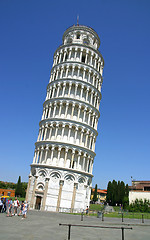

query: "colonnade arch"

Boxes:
[50, 62, 102, 90]
[42, 100, 99, 129]
[33, 143, 94, 174]
[53, 45, 104, 75]
[46, 79, 101, 110]
[37, 120, 97, 151]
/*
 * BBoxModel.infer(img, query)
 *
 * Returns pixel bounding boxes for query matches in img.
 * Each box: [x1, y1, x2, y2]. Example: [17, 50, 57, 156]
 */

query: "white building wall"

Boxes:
[129, 191, 150, 204]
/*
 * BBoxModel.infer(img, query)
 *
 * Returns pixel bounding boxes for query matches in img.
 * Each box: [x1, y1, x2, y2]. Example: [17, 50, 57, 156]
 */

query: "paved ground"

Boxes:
[0, 210, 150, 240]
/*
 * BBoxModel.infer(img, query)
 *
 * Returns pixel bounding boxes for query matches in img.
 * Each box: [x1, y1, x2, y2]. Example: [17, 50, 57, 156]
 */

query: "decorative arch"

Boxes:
[37, 182, 44, 191]
[64, 174, 75, 184]
[78, 177, 85, 184]
[37, 169, 47, 177]
[50, 171, 61, 181]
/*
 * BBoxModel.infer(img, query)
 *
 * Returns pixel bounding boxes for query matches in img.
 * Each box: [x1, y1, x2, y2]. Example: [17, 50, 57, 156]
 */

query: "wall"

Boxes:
[129, 191, 150, 204]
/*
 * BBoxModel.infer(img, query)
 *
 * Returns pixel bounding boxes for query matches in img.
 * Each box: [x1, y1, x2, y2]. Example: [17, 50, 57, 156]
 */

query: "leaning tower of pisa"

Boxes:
[26, 24, 104, 212]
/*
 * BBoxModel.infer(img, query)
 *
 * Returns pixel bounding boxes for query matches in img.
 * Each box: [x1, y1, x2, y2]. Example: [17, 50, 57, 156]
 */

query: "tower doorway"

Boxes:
[35, 196, 42, 210]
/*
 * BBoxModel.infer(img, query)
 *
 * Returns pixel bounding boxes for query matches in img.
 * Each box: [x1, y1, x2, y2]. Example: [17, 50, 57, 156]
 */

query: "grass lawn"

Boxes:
[89, 204, 150, 219]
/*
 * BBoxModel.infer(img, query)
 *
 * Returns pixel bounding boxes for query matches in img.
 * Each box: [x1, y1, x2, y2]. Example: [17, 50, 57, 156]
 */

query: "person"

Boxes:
[13, 197, 19, 216]
[18, 201, 24, 216]
[0, 198, 3, 213]
[85, 206, 89, 215]
[22, 201, 27, 219]
[2, 198, 6, 212]
[7, 198, 13, 217]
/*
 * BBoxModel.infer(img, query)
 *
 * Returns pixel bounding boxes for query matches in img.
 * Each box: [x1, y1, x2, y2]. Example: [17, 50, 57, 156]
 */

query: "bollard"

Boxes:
[121, 227, 124, 240]
[81, 212, 83, 221]
[102, 212, 104, 221]
[122, 213, 124, 222]
[142, 214, 144, 223]
[68, 224, 71, 240]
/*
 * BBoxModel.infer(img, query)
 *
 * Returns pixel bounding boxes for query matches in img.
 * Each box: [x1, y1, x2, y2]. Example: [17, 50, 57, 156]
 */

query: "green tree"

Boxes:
[120, 181, 125, 205]
[106, 180, 129, 207]
[106, 181, 112, 205]
[93, 184, 98, 202]
[15, 176, 23, 197]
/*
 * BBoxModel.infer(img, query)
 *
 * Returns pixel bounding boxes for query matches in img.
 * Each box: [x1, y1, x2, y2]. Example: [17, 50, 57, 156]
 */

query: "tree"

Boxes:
[93, 184, 98, 202]
[106, 181, 112, 204]
[15, 176, 23, 197]
[106, 180, 129, 207]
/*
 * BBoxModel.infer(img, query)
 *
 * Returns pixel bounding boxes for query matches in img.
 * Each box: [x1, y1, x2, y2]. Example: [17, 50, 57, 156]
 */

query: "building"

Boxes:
[26, 24, 104, 212]
[0, 189, 15, 197]
[91, 188, 107, 203]
[129, 180, 150, 204]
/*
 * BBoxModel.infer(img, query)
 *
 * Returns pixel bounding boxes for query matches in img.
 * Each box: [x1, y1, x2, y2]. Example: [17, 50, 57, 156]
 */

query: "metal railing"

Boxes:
[59, 223, 132, 240]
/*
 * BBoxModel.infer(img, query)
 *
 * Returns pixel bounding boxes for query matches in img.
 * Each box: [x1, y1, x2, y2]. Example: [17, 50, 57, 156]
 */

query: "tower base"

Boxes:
[27, 164, 92, 213]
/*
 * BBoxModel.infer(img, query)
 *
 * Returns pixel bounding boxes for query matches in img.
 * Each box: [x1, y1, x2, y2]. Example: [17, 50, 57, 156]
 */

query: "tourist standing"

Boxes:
[0, 198, 3, 213]
[7, 198, 13, 217]
[13, 197, 19, 216]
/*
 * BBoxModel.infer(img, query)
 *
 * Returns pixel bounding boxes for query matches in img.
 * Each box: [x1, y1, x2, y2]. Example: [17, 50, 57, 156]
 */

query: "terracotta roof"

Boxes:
[92, 188, 107, 194]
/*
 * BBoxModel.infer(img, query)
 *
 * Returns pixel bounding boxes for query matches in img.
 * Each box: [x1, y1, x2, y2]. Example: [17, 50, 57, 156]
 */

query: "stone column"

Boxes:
[64, 148, 68, 167]
[49, 125, 53, 139]
[77, 105, 81, 120]
[77, 152, 81, 169]
[63, 51, 67, 62]
[83, 108, 87, 122]
[30, 175, 38, 209]
[74, 84, 78, 97]
[68, 83, 72, 97]
[80, 49, 83, 62]
[56, 180, 64, 212]
[61, 124, 65, 139]
[43, 124, 48, 140]
[82, 154, 86, 171]
[57, 147, 61, 165]
[65, 102, 69, 117]
[33, 150, 37, 163]
[59, 102, 62, 116]
[80, 86, 84, 99]
[85, 131, 89, 148]
[51, 146, 55, 164]
[41, 178, 50, 211]
[85, 87, 89, 102]
[48, 104, 52, 118]
[62, 82, 66, 96]
[25, 175, 32, 202]
[71, 183, 78, 213]
[35, 148, 40, 163]
[71, 103, 75, 119]
[68, 125, 72, 140]
[71, 150, 75, 168]
[44, 145, 49, 164]
[53, 103, 57, 117]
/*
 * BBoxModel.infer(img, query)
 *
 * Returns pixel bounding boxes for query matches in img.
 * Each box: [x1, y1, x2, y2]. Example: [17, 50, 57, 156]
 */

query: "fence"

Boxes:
[59, 223, 132, 240]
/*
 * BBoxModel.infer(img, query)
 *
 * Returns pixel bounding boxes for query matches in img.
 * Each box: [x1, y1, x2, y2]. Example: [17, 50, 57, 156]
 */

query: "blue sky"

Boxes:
[0, 0, 150, 189]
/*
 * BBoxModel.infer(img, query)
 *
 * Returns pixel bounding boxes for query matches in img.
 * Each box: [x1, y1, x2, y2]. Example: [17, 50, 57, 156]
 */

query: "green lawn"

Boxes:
[89, 204, 104, 211]
[89, 204, 150, 219]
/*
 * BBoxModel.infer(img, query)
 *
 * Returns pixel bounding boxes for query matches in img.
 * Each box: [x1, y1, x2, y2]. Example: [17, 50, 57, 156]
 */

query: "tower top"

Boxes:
[62, 25, 100, 50]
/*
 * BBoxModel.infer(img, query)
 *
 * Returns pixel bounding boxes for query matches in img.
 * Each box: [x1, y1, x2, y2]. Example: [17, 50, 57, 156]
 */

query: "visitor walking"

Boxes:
[18, 201, 24, 216]
[7, 198, 13, 217]
[22, 201, 27, 219]
[85, 206, 89, 215]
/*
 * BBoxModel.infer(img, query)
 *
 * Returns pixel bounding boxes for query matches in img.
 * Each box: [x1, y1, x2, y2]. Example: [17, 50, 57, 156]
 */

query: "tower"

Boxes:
[26, 25, 104, 212]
